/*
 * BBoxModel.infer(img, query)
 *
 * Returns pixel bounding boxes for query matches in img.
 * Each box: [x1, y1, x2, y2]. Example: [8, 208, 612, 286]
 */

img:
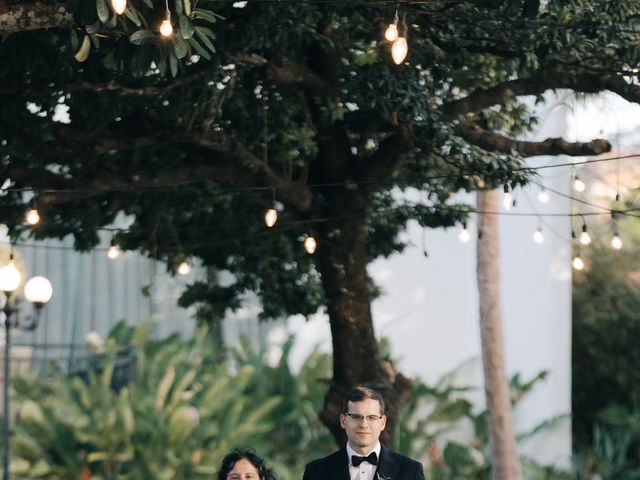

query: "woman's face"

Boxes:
[226, 458, 262, 480]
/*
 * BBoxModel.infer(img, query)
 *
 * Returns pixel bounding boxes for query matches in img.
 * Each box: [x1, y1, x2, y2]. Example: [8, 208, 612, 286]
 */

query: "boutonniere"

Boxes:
[376, 474, 391, 480]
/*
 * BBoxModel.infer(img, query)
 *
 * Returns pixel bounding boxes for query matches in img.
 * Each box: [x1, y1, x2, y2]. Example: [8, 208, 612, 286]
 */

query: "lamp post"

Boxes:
[0, 254, 52, 480]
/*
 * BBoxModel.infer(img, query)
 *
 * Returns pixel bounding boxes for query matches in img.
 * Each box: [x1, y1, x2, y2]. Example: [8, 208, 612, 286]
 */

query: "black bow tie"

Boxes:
[352, 452, 378, 466]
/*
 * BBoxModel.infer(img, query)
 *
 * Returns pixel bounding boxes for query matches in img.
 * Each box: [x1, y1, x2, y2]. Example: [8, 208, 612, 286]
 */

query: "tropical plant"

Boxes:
[6, 321, 282, 479]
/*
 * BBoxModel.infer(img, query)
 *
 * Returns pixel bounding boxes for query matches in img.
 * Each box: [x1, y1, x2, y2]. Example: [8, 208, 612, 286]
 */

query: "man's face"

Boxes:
[340, 398, 387, 454]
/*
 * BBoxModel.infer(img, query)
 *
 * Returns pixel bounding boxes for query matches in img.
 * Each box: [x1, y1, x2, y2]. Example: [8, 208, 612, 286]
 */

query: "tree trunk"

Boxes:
[312, 188, 412, 447]
[476, 189, 522, 480]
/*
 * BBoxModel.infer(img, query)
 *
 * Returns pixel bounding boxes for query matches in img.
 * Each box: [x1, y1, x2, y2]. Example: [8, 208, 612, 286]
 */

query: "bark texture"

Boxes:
[476, 189, 522, 480]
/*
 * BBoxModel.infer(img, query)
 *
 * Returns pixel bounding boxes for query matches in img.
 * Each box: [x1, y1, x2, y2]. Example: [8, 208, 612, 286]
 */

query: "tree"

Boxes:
[477, 189, 521, 479]
[0, 0, 629, 453]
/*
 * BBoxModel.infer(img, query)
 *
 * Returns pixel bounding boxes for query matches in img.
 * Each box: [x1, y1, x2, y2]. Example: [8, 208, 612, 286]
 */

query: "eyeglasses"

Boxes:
[345, 413, 384, 423]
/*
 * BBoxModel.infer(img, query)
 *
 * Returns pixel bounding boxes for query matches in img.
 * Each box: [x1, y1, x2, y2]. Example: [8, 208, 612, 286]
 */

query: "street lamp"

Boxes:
[0, 254, 52, 480]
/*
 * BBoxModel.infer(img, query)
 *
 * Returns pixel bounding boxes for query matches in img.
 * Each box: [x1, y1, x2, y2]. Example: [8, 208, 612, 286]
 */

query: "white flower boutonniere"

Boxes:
[376, 474, 391, 480]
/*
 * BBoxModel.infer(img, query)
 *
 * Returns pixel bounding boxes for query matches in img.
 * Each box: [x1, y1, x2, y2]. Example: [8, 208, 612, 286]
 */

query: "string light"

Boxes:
[0, 253, 22, 292]
[458, 222, 470, 243]
[177, 261, 191, 275]
[572, 254, 585, 271]
[390, 15, 408, 64]
[303, 236, 317, 254]
[611, 232, 623, 250]
[502, 184, 513, 211]
[533, 227, 544, 244]
[107, 239, 121, 259]
[573, 175, 586, 192]
[110, 0, 127, 15]
[391, 37, 408, 64]
[384, 11, 399, 42]
[264, 189, 278, 227]
[25, 208, 40, 226]
[537, 188, 550, 203]
[579, 224, 592, 246]
[160, 0, 173, 37]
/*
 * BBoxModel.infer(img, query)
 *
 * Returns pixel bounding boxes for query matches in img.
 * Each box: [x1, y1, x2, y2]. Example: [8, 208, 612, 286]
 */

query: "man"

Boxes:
[302, 386, 425, 480]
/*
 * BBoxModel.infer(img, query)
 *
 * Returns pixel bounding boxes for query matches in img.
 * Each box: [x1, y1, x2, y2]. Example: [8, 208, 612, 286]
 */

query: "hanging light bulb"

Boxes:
[611, 233, 623, 250]
[502, 185, 513, 211]
[160, 12, 173, 37]
[26, 208, 40, 225]
[264, 208, 278, 228]
[458, 223, 470, 243]
[385, 23, 399, 42]
[107, 240, 121, 259]
[537, 188, 550, 204]
[384, 11, 399, 42]
[573, 175, 586, 192]
[0, 255, 22, 293]
[110, 0, 127, 14]
[177, 261, 191, 275]
[304, 236, 317, 254]
[391, 37, 408, 64]
[579, 224, 591, 246]
[533, 227, 544, 244]
[572, 254, 585, 271]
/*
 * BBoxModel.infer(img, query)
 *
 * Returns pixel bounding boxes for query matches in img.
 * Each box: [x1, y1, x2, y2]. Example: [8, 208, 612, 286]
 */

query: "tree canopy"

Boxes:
[0, 0, 634, 443]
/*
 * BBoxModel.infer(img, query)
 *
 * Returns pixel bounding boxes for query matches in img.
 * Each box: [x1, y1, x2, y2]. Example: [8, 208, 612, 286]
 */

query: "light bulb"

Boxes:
[264, 208, 278, 227]
[24, 276, 53, 304]
[533, 228, 544, 244]
[579, 227, 591, 246]
[502, 192, 513, 210]
[160, 16, 173, 37]
[574, 176, 586, 192]
[177, 261, 191, 275]
[538, 190, 549, 203]
[391, 37, 408, 64]
[384, 23, 399, 42]
[26, 208, 40, 225]
[572, 255, 585, 271]
[0, 261, 21, 293]
[107, 244, 121, 259]
[459, 225, 470, 243]
[304, 236, 317, 254]
[110, 0, 127, 14]
[611, 234, 623, 250]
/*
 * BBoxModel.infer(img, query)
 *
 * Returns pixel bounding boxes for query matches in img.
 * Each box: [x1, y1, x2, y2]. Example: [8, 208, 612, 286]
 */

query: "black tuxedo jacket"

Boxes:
[302, 444, 425, 480]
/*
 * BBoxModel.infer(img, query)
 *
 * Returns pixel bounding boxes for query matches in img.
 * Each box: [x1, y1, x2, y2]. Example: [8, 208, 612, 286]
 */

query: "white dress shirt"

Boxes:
[346, 442, 381, 480]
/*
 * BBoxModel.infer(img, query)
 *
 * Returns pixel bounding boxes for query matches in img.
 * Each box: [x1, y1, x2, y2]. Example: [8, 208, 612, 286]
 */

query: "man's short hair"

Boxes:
[342, 386, 385, 414]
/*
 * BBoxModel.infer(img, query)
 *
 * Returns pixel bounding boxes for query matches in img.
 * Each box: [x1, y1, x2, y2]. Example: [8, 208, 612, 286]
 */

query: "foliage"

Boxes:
[4, 321, 334, 480]
[572, 234, 640, 447]
[571, 213, 640, 479]
[395, 361, 564, 479]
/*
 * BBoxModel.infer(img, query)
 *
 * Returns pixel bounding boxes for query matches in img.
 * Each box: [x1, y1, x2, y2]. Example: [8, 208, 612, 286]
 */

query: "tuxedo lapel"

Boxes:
[327, 449, 350, 480]
[375, 444, 400, 480]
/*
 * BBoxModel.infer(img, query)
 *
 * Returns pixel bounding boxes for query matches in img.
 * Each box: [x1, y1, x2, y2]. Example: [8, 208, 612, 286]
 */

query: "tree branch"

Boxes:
[456, 121, 611, 157]
[0, 3, 74, 34]
[364, 124, 414, 181]
[6, 129, 313, 211]
[442, 70, 640, 119]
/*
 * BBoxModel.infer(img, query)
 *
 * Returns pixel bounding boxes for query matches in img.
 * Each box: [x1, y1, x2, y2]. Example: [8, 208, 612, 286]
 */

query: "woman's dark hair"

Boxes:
[217, 448, 277, 480]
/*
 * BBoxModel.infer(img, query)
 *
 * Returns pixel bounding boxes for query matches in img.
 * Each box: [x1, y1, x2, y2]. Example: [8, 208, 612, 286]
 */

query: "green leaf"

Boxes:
[174, 0, 183, 15]
[187, 37, 211, 60]
[74, 35, 91, 62]
[96, 0, 110, 23]
[129, 30, 156, 46]
[124, 8, 142, 27]
[184, 0, 192, 16]
[169, 50, 179, 78]
[194, 26, 215, 53]
[173, 36, 188, 59]
[192, 8, 221, 24]
[179, 15, 195, 39]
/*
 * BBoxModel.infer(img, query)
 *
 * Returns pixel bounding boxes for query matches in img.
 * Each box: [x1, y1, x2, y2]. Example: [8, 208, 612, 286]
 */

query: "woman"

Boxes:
[218, 448, 277, 480]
